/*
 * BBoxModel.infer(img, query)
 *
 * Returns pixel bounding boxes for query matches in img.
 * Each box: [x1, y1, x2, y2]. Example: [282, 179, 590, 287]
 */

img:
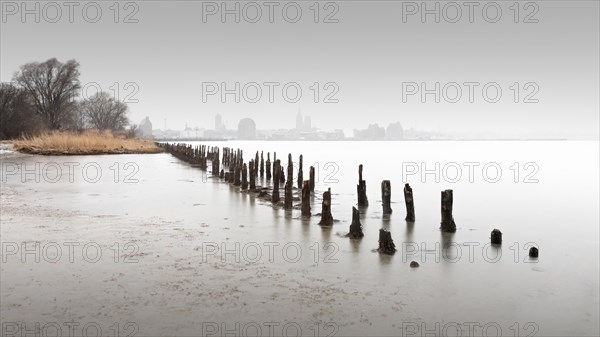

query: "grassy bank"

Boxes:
[13, 130, 163, 155]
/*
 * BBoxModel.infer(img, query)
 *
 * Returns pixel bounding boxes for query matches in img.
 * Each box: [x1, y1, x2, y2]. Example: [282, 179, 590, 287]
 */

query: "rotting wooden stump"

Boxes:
[381, 180, 392, 214]
[378, 228, 396, 255]
[234, 165, 241, 186]
[348, 206, 364, 239]
[357, 164, 368, 207]
[260, 151, 264, 177]
[219, 169, 224, 179]
[319, 188, 334, 226]
[529, 247, 538, 258]
[254, 151, 259, 176]
[249, 160, 256, 190]
[297, 155, 303, 189]
[286, 153, 293, 188]
[266, 153, 272, 180]
[491, 229, 502, 244]
[279, 166, 285, 187]
[273, 152, 277, 178]
[301, 180, 311, 216]
[212, 154, 220, 176]
[241, 163, 248, 190]
[284, 155, 293, 209]
[309, 166, 315, 192]
[273, 159, 280, 181]
[280, 163, 286, 184]
[272, 161, 280, 203]
[404, 183, 415, 222]
[440, 189, 456, 232]
[285, 182, 293, 209]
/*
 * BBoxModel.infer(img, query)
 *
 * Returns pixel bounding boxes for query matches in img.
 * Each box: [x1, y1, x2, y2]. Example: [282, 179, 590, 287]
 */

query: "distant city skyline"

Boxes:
[2, 1, 598, 140]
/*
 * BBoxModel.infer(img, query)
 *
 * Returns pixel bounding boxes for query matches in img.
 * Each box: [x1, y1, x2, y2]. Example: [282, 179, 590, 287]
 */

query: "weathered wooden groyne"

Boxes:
[157, 142, 536, 260]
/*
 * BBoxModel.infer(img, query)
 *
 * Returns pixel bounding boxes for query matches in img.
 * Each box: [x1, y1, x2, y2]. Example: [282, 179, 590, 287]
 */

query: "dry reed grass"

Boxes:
[13, 130, 162, 155]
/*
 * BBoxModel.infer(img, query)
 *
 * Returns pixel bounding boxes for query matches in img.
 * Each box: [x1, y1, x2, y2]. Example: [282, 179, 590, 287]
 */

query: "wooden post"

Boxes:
[440, 189, 456, 232]
[272, 160, 280, 203]
[301, 180, 311, 216]
[404, 183, 415, 222]
[285, 181, 293, 209]
[234, 165, 241, 186]
[348, 207, 364, 239]
[260, 151, 264, 177]
[357, 164, 368, 206]
[491, 229, 502, 244]
[297, 155, 303, 189]
[220, 169, 224, 179]
[286, 153, 293, 189]
[241, 163, 248, 190]
[212, 152, 220, 176]
[309, 166, 315, 192]
[529, 247, 538, 258]
[273, 152, 277, 178]
[266, 153, 272, 180]
[381, 180, 392, 214]
[249, 160, 256, 190]
[378, 228, 396, 254]
[319, 188, 334, 226]
[254, 151, 259, 176]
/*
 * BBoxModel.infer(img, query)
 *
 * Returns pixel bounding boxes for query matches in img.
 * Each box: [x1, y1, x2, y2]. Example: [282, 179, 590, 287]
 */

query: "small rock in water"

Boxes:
[529, 247, 539, 258]
[491, 228, 502, 244]
[410, 261, 419, 268]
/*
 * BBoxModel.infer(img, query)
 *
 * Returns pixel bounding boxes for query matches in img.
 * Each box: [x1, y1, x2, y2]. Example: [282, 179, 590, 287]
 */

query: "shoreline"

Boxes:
[13, 147, 164, 156]
[7, 131, 164, 156]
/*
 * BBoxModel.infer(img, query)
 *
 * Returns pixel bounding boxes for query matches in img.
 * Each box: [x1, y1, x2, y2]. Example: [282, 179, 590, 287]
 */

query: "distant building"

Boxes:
[296, 111, 303, 131]
[215, 114, 224, 131]
[238, 118, 256, 139]
[139, 117, 153, 138]
[295, 109, 312, 132]
[180, 126, 204, 139]
[354, 124, 385, 139]
[304, 116, 311, 131]
[386, 122, 404, 140]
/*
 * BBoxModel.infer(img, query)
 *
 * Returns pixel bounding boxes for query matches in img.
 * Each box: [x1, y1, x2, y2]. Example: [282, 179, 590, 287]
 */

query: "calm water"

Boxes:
[1, 141, 598, 336]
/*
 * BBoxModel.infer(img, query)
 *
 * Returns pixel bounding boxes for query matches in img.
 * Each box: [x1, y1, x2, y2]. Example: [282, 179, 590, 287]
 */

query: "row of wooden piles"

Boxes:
[157, 143, 538, 258]
[158, 143, 326, 221]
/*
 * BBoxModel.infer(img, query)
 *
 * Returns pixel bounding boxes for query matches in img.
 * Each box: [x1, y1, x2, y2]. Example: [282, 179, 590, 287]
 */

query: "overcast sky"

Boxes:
[1, 0, 598, 139]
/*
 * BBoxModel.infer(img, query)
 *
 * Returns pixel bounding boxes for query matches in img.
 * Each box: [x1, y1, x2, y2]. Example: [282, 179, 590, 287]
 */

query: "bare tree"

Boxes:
[0, 83, 44, 139]
[80, 92, 130, 131]
[13, 58, 80, 129]
[127, 124, 139, 138]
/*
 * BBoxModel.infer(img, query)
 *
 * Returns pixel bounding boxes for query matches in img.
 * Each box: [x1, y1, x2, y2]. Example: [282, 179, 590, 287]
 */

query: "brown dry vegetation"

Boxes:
[13, 130, 163, 155]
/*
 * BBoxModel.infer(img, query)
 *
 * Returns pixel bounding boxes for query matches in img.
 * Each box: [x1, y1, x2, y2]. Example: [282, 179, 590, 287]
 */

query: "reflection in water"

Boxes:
[320, 224, 333, 243]
[349, 237, 361, 254]
[378, 249, 394, 265]
[405, 221, 415, 243]
[300, 215, 311, 242]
